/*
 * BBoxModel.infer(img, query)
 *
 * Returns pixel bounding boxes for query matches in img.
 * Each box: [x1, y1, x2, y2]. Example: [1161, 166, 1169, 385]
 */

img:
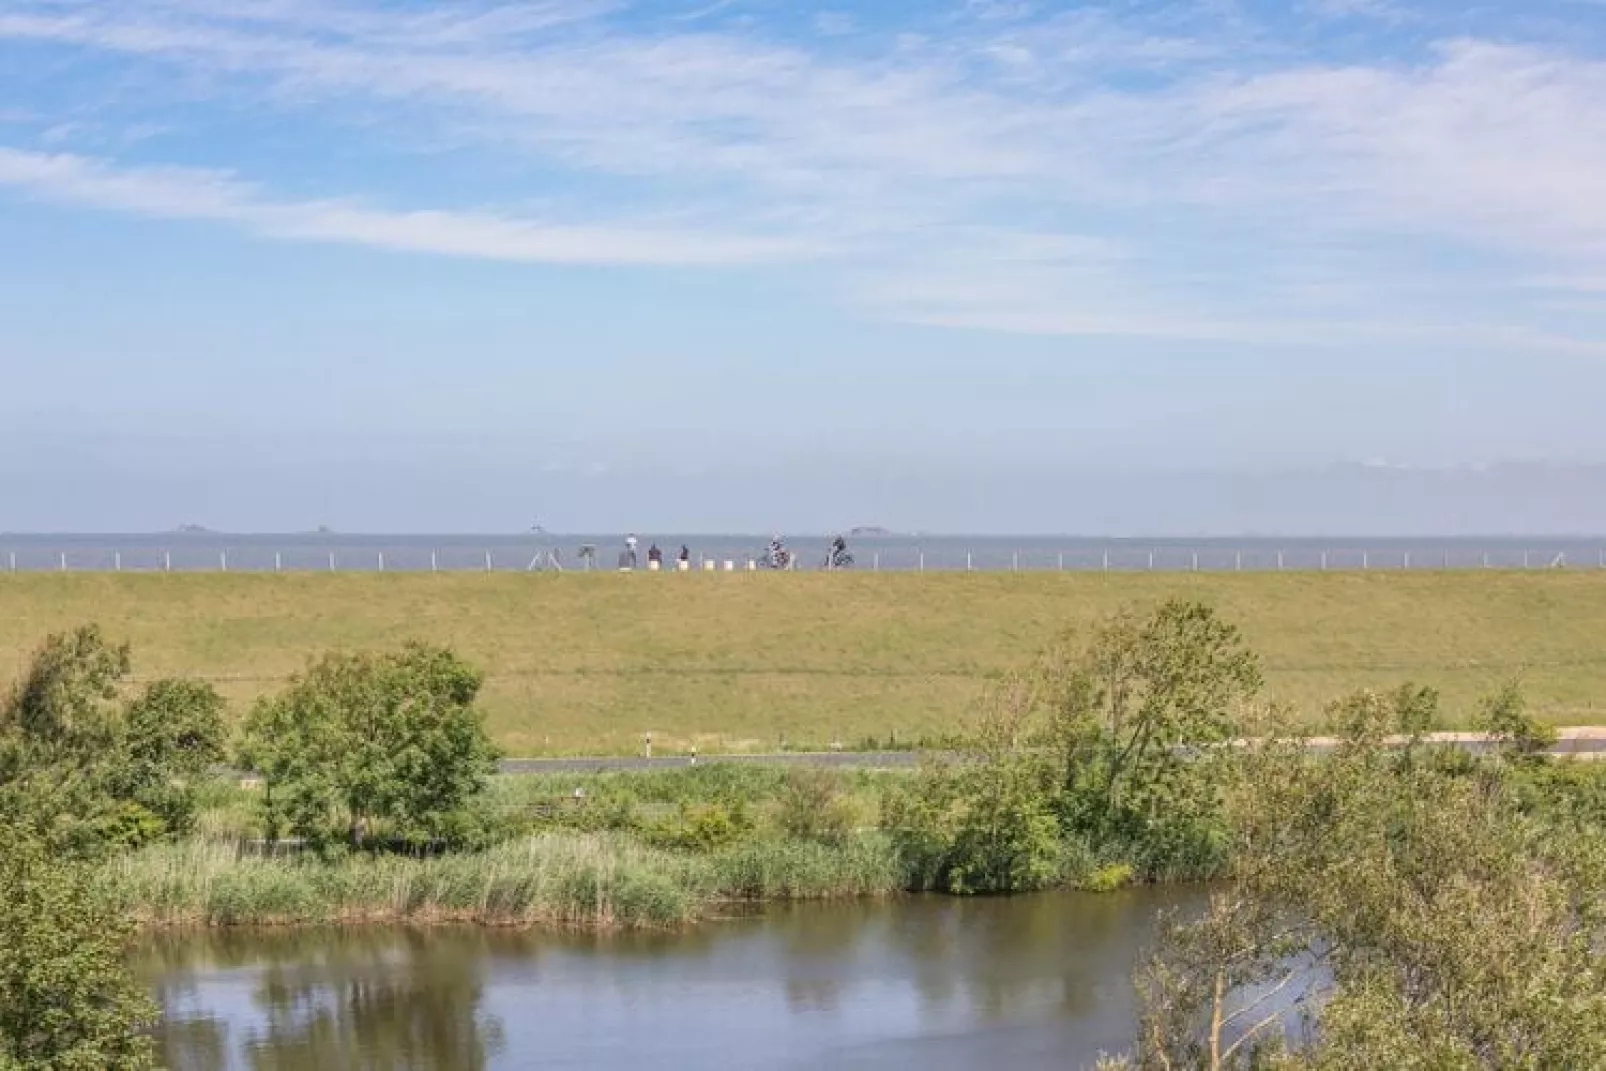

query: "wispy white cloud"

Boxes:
[3, 0, 1606, 346]
[0, 147, 815, 265]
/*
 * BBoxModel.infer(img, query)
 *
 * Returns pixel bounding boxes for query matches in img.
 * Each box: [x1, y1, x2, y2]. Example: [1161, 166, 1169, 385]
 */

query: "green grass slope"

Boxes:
[2, 571, 1602, 753]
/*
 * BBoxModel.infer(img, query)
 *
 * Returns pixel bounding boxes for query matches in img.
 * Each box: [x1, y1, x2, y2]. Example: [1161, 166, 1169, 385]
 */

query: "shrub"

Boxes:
[887, 754, 1062, 895]
[775, 768, 858, 844]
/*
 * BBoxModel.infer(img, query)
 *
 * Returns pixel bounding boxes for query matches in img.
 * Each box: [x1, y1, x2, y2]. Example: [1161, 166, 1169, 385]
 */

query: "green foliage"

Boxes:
[111, 678, 228, 837]
[1136, 699, 1606, 1070]
[774, 768, 858, 844]
[1037, 601, 1261, 879]
[645, 801, 752, 853]
[0, 625, 229, 855]
[0, 823, 159, 1069]
[240, 644, 500, 848]
[887, 747, 1062, 895]
[1479, 678, 1556, 759]
[1080, 862, 1134, 893]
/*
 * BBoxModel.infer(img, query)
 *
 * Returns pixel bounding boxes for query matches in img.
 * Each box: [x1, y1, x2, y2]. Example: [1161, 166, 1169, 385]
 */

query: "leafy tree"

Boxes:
[1133, 695, 1606, 1069]
[0, 823, 159, 1070]
[1479, 679, 1555, 760]
[1036, 601, 1262, 876]
[240, 644, 500, 847]
[0, 626, 226, 855]
[887, 694, 1063, 895]
[111, 679, 228, 836]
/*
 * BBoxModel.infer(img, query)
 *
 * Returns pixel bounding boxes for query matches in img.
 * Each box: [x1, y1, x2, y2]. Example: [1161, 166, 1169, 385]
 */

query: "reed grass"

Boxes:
[102, 827, 905, 930]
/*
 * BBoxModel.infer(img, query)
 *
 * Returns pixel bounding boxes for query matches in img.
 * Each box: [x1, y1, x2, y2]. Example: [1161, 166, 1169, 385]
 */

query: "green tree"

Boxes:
[1134, 696, 1606, 1069]
[1038, 601, 1262, 876]
[887, 693, 1063, 895]
[240, 644, 500, 847]
[112, 679, 229, 836]
[1479, 679, 1556, 760]
[0, 824, 159, 1070]
[0, 626, 226, 855]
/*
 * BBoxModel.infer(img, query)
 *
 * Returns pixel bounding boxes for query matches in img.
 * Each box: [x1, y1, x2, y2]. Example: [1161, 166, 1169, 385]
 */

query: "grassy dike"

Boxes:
[5, 570, 1606, 753]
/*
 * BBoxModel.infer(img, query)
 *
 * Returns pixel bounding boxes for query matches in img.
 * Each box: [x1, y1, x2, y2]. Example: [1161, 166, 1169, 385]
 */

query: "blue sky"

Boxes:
[4, 0, 1606, 532]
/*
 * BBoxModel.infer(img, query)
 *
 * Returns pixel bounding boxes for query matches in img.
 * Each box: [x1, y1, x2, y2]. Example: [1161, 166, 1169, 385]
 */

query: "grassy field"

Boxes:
[2, 570, 1604, 753]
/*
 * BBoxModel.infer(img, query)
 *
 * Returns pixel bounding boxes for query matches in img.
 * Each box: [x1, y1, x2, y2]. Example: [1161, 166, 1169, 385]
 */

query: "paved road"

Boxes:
[495, 729, 1606, 774]
[497, 750, 925, 774]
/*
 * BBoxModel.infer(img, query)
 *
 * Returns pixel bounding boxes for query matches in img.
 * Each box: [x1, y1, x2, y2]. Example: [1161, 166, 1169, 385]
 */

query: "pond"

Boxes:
[136, 887, 1206, 1070]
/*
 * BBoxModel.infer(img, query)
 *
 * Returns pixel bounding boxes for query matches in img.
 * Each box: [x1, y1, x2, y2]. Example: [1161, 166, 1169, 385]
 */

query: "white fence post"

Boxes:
[1235, 550, 1242, 572]
[1012, 551, 1019, 572]
[966, 551, 973, 571]
[1277, 550, 1284, 571]
[431, 550, 439, 573]
[1403, 551, 1410, 570]
[1321, 551, 1328, 571]
[1103, 549, 1110, 572]
[220, 551, 227, 572]
[485, 551, 493, 572]
[7, 551, 13, 572]
[1191, 551, 1199, 572]
[275, 551, 282, 572]
[1524, 550, 1531, 569]
[1362, 551, 1369, 570]
[59, 552, 66, 572]
[164, 551, 171, 573]
[378, 552, 385, 572]
[918, 550, 925, 572]
[329, 551, 336, 572]
[1148, 550, 1155, 571]
[114, 551, 121, 572]
[873, 552, 880, 571]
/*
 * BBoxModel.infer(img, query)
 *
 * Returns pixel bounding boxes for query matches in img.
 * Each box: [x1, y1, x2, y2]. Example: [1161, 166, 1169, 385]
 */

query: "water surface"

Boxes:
[137, 888, 1203, 1070]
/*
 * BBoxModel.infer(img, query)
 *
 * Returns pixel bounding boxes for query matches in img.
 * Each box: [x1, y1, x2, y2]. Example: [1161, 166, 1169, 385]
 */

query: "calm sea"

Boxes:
[1, 533, 1604, 572]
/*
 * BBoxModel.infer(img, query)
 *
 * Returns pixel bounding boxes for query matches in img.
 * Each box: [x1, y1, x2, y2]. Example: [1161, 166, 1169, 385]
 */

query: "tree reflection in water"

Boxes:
[140, 928, 505, 1071]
